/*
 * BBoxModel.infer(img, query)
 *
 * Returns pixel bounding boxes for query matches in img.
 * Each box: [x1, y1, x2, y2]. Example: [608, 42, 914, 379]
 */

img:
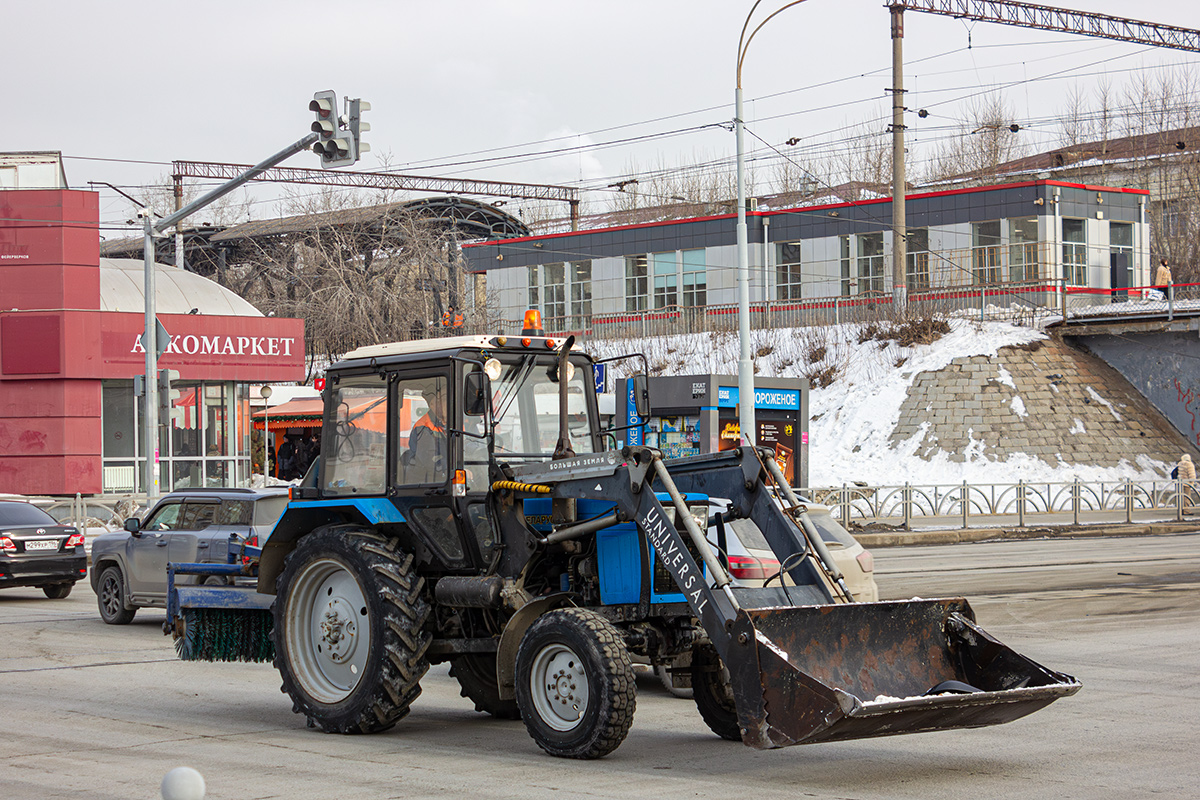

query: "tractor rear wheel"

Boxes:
[514, 608, 635, 759]
[273, 526, 431, 734]
[691, 644, 741, 741]
[449, 653, 521, 719]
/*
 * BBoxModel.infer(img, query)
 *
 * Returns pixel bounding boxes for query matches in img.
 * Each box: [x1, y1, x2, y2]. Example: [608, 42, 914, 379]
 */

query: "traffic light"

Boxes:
[349, 98, 370, 157]
[158, 369, 181, 416]
[310, 90, 355, 168]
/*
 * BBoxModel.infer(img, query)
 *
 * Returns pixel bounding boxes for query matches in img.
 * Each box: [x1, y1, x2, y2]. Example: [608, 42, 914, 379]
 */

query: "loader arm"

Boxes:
[500, 445, 1080, 750]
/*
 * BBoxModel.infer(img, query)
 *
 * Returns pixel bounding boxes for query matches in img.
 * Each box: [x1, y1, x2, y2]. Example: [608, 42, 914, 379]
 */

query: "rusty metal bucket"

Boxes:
[721, 598, 1081, 749]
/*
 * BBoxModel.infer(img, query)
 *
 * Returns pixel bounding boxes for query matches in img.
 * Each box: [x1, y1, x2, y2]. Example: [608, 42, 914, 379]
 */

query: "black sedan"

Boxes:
[0, 501, 88, 598]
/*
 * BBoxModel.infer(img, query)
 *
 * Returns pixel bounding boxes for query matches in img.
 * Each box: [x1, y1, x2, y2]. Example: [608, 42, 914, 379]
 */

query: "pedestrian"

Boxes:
[1179, 453, 1197, 481]
[1179, 453, 1196, 514]
[277, 435, 299, 480]
[1153, 258, 1172, 297]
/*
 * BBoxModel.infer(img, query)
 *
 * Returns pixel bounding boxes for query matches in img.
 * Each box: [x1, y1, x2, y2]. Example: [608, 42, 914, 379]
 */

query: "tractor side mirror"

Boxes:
[464, 371, 489, 417]
[631, 374, 651, 419]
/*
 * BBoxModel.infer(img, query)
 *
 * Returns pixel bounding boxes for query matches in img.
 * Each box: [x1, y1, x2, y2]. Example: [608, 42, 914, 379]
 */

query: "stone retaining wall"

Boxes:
[889, 337, 1189, 469]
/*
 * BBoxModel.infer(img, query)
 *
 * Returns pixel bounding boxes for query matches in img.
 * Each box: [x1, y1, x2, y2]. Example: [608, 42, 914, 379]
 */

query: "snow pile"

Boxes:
[590, 316, 1173, 487]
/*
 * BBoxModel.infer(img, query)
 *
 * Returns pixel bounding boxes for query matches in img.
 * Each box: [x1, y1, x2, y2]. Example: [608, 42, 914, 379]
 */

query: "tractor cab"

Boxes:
[292, 315, 637, 577]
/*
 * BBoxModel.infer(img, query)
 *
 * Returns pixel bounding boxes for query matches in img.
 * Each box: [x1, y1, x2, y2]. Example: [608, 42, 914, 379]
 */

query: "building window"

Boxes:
[570, 261, 592, 327]
[776, 241, 803, 300]
[653, 251, 677, 309]
[905, 228, 930, 291]
[1062, 219, 1087, 285]
[544, 263, 566, 323]
[857, 233, 884, 294]
[972, 221, 1001, 284]
[839, 235, 852, 296]
[527, 265, 539, 312]
[682, 249, 706, 307]
[1008, 218, 1040, 283]
[625, 256, 648, 312]
[1110, 222, 1133, 256]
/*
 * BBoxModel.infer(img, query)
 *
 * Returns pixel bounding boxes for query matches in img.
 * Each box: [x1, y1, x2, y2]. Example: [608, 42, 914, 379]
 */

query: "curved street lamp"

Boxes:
[735, 0, 812, 450]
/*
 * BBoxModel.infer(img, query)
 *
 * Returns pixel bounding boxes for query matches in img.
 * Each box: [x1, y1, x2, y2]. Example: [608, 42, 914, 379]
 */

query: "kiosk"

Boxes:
[616, 374, 808, 488]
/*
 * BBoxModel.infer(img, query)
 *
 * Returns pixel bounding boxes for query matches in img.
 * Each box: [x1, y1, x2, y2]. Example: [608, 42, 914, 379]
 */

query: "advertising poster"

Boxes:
[757, 419, 795, 484]
[718, 416, 741, 452]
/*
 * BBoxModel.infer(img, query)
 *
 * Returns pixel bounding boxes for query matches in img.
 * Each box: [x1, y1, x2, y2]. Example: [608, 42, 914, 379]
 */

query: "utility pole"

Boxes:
[890, 3, 908, 316]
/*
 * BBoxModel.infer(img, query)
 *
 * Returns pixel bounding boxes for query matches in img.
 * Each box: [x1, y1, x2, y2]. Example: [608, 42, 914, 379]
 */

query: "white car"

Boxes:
[714, 503, 878, 602]
[655, 499, 879, 697]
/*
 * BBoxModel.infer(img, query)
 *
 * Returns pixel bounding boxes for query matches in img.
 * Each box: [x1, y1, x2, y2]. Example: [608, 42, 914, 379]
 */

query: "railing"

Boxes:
[798, 478, 1199, 529]
[509, 278, 1199, 342]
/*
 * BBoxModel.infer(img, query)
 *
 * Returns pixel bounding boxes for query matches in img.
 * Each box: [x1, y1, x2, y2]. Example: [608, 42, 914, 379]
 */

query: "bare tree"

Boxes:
[926, 94, 1027, 184]
[606, 152, 755, 223]
[138, 173, 253, 227]
[229, 189, 493, 372]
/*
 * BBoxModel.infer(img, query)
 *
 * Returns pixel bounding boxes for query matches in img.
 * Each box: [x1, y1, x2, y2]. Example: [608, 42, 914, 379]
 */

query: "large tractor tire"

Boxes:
[449, 653, 521, 720]
[691, 644, 741, 741]
[514, 608, 635, 759]
[273, 526, 431, 734]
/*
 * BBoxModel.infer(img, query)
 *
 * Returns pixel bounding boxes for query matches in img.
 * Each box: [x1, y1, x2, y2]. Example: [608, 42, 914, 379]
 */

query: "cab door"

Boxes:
[390, 371, 472, 569]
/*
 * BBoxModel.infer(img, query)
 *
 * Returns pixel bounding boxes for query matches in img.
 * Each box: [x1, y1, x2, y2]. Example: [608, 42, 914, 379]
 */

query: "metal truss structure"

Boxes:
[171, 161, 581, 228]
[893, 0, 1200, 52]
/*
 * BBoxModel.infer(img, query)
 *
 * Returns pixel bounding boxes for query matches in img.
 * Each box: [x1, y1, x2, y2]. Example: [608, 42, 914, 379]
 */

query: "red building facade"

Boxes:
[0, 189, 305, 496]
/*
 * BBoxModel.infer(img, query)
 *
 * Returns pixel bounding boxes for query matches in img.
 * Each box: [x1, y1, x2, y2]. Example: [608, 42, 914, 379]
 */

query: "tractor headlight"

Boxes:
[688, 504, 709, 531]
[484, 358, 503, 381]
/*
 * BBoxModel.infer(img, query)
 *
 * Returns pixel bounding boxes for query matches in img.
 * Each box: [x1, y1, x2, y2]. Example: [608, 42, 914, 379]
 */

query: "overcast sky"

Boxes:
[9, 0, 1197, 233]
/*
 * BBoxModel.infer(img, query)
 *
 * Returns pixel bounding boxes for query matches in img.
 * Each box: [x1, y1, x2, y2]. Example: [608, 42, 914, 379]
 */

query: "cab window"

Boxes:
[323, 374, 388, 496]
[395, 376, 449, 486]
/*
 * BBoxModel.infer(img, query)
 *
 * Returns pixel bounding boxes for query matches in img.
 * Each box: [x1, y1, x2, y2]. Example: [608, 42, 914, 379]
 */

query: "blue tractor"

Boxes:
[168, 322, 1079, 759]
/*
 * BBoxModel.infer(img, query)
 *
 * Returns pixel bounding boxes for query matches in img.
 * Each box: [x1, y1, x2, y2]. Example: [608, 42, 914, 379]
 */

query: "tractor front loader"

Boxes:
[164, 322, 1079, 758]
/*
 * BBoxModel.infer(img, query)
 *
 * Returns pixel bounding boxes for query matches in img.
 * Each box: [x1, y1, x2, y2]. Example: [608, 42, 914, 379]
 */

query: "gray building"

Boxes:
[462, 180, 1150, 335]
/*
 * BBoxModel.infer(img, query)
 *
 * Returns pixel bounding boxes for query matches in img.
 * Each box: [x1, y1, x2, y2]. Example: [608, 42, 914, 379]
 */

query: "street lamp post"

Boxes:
[260, 385, 273, 485]
[735, 0, 811, 449]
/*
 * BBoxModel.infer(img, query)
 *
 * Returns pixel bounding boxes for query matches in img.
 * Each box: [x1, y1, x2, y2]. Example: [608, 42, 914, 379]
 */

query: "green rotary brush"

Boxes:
[174, 608, 276, 663]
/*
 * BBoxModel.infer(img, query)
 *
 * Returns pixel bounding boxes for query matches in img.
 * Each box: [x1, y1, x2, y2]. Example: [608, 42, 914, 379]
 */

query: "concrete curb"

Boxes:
[853, 520, 1198, 548]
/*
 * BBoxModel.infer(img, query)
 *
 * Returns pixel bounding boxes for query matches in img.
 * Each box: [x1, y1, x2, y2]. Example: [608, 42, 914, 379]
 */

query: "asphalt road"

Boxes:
[1, 531, 1197, 800]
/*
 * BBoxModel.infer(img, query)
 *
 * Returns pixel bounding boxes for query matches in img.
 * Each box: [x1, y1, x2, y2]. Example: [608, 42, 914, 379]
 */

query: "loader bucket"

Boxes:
[721, 598, 1081, 749]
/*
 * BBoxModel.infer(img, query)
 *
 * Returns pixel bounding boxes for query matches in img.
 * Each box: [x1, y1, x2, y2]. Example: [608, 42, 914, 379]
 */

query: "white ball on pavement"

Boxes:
[161, 766, 206, 800]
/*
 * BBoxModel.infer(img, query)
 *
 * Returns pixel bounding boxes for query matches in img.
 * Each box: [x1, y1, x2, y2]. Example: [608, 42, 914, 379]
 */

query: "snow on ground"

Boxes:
[590, 315, 1173, 487]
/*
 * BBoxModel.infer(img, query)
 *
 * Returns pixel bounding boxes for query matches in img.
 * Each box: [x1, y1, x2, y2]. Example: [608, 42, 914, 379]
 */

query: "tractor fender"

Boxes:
[495, 592, 572, 701]
[257, 499, 408, 593]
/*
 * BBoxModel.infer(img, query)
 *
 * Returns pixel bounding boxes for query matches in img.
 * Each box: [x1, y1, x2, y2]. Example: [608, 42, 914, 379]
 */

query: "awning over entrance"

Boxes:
[253, 397, 323, 431]
[252, 396, 386, 434]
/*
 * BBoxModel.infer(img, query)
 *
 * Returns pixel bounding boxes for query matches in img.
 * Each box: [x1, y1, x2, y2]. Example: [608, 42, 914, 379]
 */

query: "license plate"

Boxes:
[24, 540, 58, 551]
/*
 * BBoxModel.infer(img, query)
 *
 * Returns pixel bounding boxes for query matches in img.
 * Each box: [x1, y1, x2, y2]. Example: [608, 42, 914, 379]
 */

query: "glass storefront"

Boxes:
[100, 379, 251, 493]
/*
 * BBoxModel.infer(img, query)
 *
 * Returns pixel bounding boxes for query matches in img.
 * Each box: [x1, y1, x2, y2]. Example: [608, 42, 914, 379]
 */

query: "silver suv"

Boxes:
[89, 488, 288, 624]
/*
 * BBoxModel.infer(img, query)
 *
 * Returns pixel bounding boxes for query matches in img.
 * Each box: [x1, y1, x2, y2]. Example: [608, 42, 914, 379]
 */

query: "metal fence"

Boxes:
[798, 478, 1199, 529]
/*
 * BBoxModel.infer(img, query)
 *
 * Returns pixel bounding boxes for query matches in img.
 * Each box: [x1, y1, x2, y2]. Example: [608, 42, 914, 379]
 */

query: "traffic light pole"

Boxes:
[140, 131, 319, 499]
[142, 211, 160, 499]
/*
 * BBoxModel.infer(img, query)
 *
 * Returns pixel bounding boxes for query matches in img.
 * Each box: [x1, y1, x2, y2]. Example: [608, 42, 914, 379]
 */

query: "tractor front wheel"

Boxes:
[273, 526, 431, 734]
[514, 608, 635, 759]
